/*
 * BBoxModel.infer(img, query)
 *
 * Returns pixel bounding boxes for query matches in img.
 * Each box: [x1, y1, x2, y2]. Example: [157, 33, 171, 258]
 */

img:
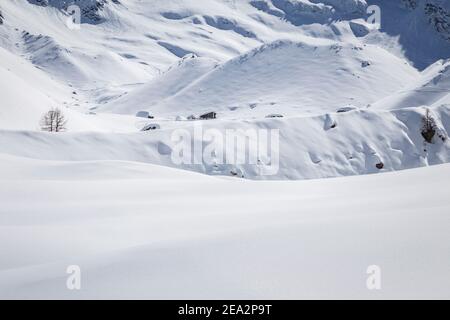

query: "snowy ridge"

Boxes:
[1, 104, 448, 180]
[372, 59, 450, 110]
[101, 54, 220, 115]
[102, 39, 420, 117]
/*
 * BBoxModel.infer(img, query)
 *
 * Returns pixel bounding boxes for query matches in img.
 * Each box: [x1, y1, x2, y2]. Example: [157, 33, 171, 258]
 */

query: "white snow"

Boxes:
[0, 155, 449, 299]
[1, 104, 448, 180]
[0, 0, 449, 299]
[103, 40, 420, 117]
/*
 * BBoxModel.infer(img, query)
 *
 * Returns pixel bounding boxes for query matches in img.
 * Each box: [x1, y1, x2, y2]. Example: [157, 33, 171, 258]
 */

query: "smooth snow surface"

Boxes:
[0, 156, 449, 299]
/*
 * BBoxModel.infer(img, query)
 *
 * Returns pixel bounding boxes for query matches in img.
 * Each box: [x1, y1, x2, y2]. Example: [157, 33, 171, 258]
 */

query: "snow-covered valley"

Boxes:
[0, 0, 449, 299]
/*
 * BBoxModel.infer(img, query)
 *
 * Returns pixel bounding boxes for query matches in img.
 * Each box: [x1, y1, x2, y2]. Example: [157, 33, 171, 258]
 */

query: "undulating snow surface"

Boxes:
[1, 104, 449, 180]
[0, 156, 449, 299]
[0, 0, 449, 299]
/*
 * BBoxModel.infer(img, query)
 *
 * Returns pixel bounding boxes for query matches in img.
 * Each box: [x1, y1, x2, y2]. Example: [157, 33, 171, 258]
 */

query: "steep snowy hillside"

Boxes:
[0, 0, 158, 89]
[1, 0, 448, 91]
[26, 0, 110, 24]
[103, 40, 419, 117]
[101, 54, 220, 115]
[0, 47, 98, 130]
[0, 47, 61, 130]
[373, 59, 450, 110]
[0, 46, 142, 131]
[366, 0, 450, 69]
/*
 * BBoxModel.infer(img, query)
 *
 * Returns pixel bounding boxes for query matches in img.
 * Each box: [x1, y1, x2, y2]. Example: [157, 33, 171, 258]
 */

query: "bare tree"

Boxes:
[40, 108, 68, 132]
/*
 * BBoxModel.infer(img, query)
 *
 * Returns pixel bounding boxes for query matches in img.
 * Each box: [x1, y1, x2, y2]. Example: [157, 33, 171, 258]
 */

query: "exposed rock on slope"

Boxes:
[251, 0, 368, 25]
[425, 2, 450, 41]
[27, 0, 110, 24]
[402, 0, 450, 41]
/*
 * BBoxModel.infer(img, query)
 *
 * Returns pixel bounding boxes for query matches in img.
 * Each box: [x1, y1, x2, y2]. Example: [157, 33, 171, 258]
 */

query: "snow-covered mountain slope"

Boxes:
[26, 0, 110, 24]
[100, 54, 221, 115]
[1, 0, 448, 91]
[0, 46, 144, 131]
[0, 47, 62, 130]
[0, 0, 157, 89]
[0, 0, 449, 180]
[360, 0, 450, 70]
[0, 46, 96, 130]
[372, 59, 450, 110]
[0, 156, 449, 299]
[1, 104, 448, 180]
[103, 40, 420, 117]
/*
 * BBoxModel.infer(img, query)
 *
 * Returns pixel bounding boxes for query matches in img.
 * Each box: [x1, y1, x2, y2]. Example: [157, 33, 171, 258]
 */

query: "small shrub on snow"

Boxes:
[421, 109, 438, 143]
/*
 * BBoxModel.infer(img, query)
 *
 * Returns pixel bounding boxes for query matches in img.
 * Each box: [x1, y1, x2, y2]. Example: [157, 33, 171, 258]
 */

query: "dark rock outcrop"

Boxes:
[27, 0, 109, 24]
[425, 3, 450, 41]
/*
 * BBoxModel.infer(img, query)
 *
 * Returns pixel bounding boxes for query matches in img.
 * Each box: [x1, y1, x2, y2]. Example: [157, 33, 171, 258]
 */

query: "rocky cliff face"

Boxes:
[27, 0, 109, 24]
[401, 0, 450, 41]
[250, 0, 368, 25]
[402, 0, 419, 10]
[425, 2, 450, 41]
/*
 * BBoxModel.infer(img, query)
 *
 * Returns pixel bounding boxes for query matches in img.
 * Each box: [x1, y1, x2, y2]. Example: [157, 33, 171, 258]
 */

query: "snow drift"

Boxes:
[1, 104, 448, 180]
